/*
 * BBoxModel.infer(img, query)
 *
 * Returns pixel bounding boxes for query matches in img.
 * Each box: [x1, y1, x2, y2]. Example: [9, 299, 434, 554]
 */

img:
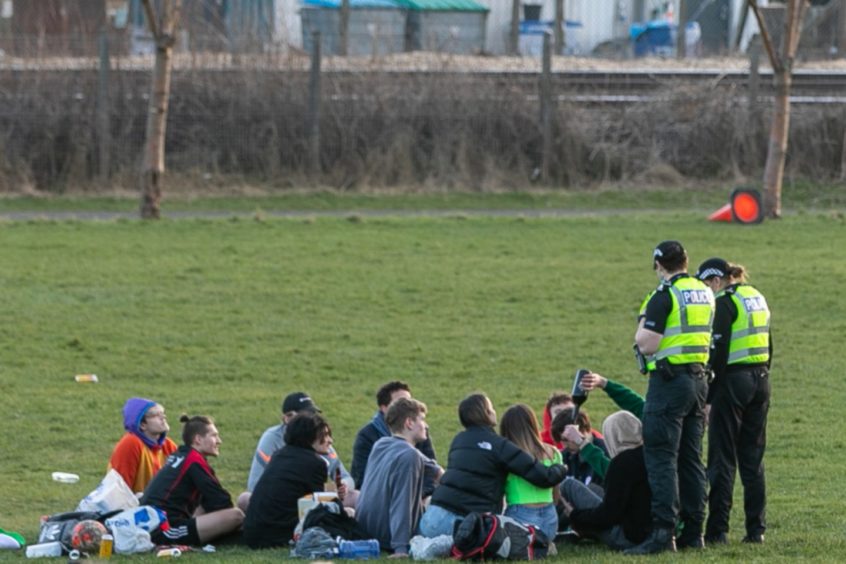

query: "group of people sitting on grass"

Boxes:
[107, 378, 652, 556]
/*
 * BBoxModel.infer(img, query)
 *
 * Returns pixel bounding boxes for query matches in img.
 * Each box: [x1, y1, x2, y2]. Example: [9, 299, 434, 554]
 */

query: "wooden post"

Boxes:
[748, 39, 760, 109]
[540, 32, 552, 182]
[554, 0, 565, 55]
[308, 31, 322, 175]
[838, 0, 846, 56]
[676, 0, 687, 59]
[339, 0, 350, 56]
[510, 0, 520, 55]
[97, 27, 111, 182]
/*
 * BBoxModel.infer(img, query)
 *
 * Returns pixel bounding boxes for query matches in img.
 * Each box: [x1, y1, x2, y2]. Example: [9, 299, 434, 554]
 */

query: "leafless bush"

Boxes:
[1, 67, 844, 193]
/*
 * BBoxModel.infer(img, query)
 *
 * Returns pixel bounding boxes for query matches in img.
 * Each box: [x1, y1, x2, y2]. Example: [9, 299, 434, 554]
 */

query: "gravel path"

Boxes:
[0, 208, 677, 221]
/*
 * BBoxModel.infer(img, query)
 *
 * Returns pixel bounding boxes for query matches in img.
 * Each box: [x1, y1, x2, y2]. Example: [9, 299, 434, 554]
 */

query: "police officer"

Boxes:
[695, 258, 771, 545]
[625, 241, 714, 555]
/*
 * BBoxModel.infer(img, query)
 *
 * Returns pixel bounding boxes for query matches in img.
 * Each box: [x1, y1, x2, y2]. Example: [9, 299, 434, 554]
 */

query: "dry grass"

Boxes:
[1, 61, 844, 194]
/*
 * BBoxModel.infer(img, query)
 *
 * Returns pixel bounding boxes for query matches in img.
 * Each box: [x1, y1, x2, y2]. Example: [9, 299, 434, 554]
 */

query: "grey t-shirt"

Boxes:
[356, 436, 442, 553]
[247, 423, 353, 491]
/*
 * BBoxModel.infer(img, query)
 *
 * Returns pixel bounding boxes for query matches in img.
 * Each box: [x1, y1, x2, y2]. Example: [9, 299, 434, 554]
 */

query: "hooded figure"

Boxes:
[602, 411, 642, 458]
[567, 410, 651, 550]
[108, 397, 177, 493]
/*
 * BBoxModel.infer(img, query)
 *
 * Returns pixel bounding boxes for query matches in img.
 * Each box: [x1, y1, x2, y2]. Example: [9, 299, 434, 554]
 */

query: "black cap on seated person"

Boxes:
[282, 392, 321, 414]
[695, 257, 729, 281]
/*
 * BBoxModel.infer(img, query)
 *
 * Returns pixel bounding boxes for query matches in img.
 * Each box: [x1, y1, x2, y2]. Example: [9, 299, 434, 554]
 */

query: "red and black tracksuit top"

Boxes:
[140, 445, 233, 524]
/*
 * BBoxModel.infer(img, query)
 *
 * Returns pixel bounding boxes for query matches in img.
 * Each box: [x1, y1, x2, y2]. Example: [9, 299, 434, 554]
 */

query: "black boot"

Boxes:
[704, 532, 728, 545]
[676, 524, 705, 549]
[676, 532, 704, 549]
[742, 533, 764, 544]
[623, 527, 676, 555]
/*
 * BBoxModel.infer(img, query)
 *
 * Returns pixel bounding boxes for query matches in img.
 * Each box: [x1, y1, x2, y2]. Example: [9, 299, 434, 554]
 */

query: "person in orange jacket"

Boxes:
[108, 397, 177, 493]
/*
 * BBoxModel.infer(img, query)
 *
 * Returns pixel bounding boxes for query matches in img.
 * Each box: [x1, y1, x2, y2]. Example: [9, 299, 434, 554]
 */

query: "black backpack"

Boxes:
[37, 510, 120, 551]
[301, 500, 368, 541]
[451, 512, 550, 561]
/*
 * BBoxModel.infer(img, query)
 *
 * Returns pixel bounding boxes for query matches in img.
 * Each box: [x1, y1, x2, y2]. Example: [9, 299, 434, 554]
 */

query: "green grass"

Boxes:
[1, 211, 845, 561]
[1, 180, 844, 215]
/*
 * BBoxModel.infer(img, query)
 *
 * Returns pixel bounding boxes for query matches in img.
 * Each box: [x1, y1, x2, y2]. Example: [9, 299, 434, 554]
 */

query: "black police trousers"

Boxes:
[642, 364, 708, 532]
[706, 365, 770, 539]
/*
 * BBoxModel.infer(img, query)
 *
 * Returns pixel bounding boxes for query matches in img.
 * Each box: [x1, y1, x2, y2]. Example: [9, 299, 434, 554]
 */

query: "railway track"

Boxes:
[2, 66, 846, 104]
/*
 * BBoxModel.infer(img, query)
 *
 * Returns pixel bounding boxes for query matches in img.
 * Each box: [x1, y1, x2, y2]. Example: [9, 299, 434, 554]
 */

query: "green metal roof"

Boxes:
[394, 0, 488, 12]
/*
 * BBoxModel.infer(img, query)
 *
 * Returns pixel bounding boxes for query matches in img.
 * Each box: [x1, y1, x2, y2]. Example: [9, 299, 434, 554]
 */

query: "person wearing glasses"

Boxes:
[108, 397, 177, 493]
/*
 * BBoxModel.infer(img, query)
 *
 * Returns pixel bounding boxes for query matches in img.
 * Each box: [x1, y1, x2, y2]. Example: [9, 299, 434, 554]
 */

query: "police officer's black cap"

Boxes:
[695, 257, 730, 281]
[282, 392, 321, 414]
[652, 240, 686, 266]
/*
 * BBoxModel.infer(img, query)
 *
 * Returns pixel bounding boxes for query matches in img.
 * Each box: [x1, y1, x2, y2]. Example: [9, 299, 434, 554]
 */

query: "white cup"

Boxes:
[51, 472, 80, 484]
[26, 541, 63, 558]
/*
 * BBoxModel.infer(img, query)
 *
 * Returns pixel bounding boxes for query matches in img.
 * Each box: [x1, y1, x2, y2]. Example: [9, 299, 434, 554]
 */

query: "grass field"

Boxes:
[1, 180, 845, 215]
[1, 206, 845, 561]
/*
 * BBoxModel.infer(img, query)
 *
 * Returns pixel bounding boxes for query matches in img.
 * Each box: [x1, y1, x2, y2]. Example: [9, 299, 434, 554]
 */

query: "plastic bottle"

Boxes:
[99, 534, 114, 558]
[74, 374, 99, 383]
[337, 539, 381, 559]
[156, 548, 182, 558]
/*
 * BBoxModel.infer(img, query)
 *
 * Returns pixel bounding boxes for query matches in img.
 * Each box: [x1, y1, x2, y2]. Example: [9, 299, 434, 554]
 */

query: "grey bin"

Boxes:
[405, 10, 487, 54]
[301, 5, 406, 56]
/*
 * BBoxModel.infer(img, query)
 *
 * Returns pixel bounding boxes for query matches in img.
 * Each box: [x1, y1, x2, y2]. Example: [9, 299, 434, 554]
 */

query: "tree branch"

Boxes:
[787, 0, 809, 59]
[171, 0, 183, 32]
[747, 0, 782, 73]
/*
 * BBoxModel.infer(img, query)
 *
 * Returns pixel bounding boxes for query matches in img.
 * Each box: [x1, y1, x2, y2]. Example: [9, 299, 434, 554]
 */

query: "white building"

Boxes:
[476, 0, 754, 56]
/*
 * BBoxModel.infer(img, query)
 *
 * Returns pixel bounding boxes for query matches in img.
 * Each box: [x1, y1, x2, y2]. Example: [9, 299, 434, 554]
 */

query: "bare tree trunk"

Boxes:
[748, 0, 808, 219]
[140, 0, 181, 220]
[762, 70, 791, 217]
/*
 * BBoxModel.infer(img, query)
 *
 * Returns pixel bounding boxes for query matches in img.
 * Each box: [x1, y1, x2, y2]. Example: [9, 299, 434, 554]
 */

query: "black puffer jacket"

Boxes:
[430, 426, 567, 516]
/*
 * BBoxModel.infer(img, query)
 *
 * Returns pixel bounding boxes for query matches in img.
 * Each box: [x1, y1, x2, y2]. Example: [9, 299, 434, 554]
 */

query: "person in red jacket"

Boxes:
[108, 398, 178, 493]
[540, 392, 573, 449]
[141, 415, 244, 546]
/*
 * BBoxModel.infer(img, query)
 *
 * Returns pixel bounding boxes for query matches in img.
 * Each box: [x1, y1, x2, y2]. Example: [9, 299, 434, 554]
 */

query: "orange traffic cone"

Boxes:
[730, 189, 763, 224]
[708, 203, 732, 222]
[708, 188, 764, 224]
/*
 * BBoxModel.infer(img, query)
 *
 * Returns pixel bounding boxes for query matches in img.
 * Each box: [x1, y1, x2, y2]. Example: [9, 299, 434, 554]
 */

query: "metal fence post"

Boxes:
[540, 32, 552, 183]
[97, 27, 111, 181]
[308, 31, 322, 175]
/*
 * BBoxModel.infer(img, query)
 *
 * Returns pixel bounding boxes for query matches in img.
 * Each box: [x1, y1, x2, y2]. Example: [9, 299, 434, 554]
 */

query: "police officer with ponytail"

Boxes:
[625, 241, 715, 555]
[695, 258, 771, 546]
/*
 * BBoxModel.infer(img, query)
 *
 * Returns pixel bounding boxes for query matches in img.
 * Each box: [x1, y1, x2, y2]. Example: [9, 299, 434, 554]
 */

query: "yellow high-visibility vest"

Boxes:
[647, 277, 715, 370]
[723, 285, 770, 365]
